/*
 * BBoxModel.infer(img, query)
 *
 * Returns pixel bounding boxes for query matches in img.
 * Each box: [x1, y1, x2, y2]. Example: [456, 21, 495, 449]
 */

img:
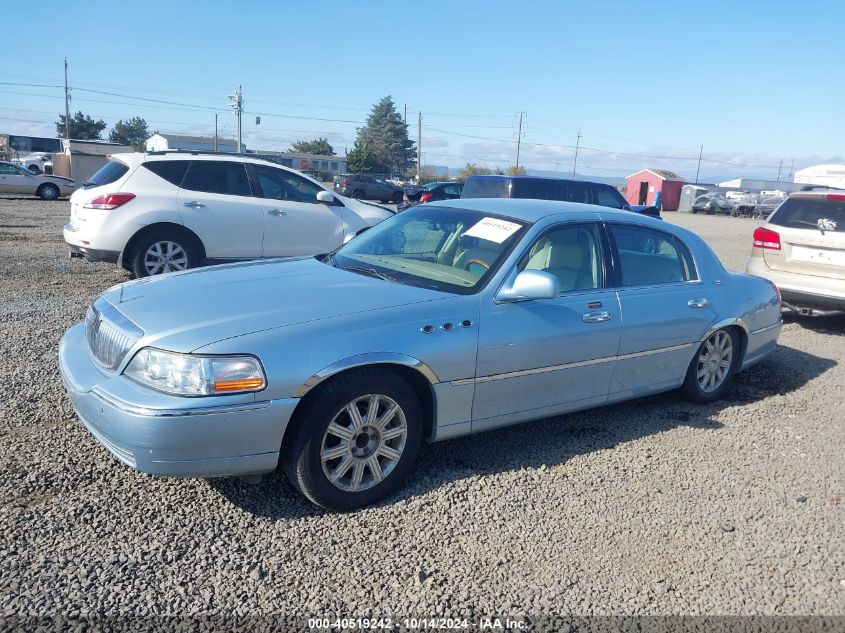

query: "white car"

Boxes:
[0, 160, 76, 199]
[64, 152, 395, 277]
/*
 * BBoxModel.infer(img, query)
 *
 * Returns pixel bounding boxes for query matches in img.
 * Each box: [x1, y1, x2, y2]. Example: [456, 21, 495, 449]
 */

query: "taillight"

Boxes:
[826, 193, 845, 201]
[338, 179, 350, 187]
[773, 283, 782, 306]
[420, 193, 433, 203]
[752, 227, 781, 250]
[84, 193, 136, 210]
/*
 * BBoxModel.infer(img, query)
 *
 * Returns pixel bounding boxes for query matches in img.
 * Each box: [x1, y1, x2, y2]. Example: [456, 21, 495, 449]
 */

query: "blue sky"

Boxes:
[2, 0, 843, 181]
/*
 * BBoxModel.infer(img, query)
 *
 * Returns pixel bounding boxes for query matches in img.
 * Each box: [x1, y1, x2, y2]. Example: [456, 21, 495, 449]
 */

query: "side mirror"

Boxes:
[496, 270, 559, 302]
[316, 190, 335, 205]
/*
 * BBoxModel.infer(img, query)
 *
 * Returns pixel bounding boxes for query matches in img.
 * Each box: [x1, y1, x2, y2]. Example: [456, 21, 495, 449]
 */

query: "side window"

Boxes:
[253, 165, 323, 203]
[595, 186, 625, 209]
[0, 163, 17, 175]
[143, 160, 189, 186]
[518, 223, 603, 293]
[564, 182, 592, 204]
[443, 184, 461, 196]
[181, 161, 251, 196]
[610, 225, 697, 286]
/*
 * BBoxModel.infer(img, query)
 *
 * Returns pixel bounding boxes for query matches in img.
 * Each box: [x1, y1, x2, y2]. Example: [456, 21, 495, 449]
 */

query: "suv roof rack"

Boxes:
[146, 149, 249, 157]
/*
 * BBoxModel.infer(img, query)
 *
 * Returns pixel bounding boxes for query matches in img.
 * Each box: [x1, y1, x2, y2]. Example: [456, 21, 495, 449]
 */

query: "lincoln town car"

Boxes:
[59, 199, 783, 510]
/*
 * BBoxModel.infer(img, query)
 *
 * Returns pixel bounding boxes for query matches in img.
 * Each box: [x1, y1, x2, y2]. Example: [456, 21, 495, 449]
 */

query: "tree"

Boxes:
[355, 96, 414, 174]
[56, 111, 107, 140]
[108, 116, 149, 150]
[345, 139, 379, 173]
[457, 162, 496, 181]
[290, 137, 335, 156]
[506, 165, 527, 176]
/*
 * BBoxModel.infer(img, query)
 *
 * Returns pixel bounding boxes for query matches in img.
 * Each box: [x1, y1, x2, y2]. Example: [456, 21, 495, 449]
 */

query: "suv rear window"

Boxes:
[461, 177, 511, 198]
[769, 197, 845, 233]
[84, 160, 128, 188]
[143, 160, 189, 186]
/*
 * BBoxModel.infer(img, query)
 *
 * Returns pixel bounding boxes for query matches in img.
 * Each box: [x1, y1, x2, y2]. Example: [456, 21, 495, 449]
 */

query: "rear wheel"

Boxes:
[37, 183, 59, 200]
[29, 165, 41, 175]
[130, 230, 199, 277]
[680, 328, 740, 403]
[392, 192, 404, 204]
[283, 367, 423, 511]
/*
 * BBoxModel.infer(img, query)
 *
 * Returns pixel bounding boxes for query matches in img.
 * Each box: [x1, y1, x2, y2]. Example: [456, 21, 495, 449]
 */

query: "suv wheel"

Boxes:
[352, 189, 364, 199]
[131, 230, 199, 277]
[392, 192, 403, 204]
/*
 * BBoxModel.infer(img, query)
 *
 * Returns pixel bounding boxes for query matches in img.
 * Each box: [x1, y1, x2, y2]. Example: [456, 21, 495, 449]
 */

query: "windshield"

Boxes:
[332, 206, 528, 294]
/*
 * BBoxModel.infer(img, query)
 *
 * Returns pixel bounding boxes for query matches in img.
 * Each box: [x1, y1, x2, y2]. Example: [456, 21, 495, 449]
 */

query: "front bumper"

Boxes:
[59, 323, 298, 477]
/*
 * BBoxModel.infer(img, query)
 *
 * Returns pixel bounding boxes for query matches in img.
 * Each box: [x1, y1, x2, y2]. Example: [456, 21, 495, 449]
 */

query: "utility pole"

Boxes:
[229, 86, 243, 153]
[416, 111, 422, 183]
[255, 116, 261, 152]
[404, 103, 407, 125]
[554, 162, 559, 174]
[776, 159, 783, 182]
[695, 144, 703, 184]
[788, 156, 795, 180]
[214, 114, 218, 152]
[515, 111, 525, 169]
[572, 129, 582, 179]
[63, 57, 71, 143]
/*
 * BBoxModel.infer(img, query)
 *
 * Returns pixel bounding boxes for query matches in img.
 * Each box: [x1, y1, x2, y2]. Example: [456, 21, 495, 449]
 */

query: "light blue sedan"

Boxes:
[59, 199, 783, 510]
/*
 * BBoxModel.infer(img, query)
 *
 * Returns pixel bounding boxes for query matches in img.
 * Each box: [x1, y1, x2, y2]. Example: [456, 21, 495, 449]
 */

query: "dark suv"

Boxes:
[333, 174, 404, 204]
[461, 175, 659, 218]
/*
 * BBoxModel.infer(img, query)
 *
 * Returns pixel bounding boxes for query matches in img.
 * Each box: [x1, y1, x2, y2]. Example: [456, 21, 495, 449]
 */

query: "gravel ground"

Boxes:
[1, 198, 843, 621]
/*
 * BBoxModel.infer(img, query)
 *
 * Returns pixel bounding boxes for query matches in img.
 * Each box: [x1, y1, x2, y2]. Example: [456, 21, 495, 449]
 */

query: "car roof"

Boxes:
[427, 197, 648, 223]
[788, 190, 845, 199]
[110, 151, 300, 169]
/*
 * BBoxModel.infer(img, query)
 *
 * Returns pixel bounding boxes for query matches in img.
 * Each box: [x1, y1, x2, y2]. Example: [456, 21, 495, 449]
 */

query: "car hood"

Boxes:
[101, 257, 449, 352]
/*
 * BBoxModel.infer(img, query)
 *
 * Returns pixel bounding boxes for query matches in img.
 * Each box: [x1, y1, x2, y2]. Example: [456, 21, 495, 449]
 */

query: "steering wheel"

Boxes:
[463, 258, 490, 271]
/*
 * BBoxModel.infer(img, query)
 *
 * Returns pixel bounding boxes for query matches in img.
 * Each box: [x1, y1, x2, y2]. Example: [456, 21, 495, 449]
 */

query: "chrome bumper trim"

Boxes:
[90, 388, 272, 418]
[750, 320, 783, 335]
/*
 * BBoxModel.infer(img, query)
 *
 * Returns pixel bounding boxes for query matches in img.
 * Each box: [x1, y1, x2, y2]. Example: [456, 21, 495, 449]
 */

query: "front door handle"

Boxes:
[182, 201, 205, 208]
[266, 208, 287, 216]
[688, 298, 710, 308]
[582, 310, 612, 323]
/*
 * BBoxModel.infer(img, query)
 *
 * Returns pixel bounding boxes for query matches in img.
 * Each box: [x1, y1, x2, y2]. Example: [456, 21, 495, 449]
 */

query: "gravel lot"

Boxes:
[1, 198, 843, 621]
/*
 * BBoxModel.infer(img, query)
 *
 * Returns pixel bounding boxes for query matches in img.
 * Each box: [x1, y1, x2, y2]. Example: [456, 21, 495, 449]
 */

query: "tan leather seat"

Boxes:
[525, 228, 597, 292]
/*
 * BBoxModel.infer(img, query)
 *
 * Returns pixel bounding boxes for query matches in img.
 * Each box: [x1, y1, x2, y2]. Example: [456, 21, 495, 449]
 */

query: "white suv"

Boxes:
[64, 152, 395, 277]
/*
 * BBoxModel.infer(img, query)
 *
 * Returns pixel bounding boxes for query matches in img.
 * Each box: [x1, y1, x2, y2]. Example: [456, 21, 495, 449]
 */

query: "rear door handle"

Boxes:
[582, 311, 612, 323]
[182, 201, 205, 208]
[266, 208, 287, 216]
[688, 298, 709, 308]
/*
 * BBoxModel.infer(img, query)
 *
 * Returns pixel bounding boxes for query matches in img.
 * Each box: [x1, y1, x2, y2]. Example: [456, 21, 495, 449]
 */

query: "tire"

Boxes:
[37, 183, 59, 200]
[282, 367, 423, 511]
[679, 327, 740, 404]
[352, 189, 364, 199]
[130, 230, 199, 278]
[392, 192, 403, 204]
[29, 165, 41, 175]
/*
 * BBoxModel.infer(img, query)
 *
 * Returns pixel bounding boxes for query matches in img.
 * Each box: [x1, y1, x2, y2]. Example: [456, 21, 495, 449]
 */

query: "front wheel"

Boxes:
[680, 328, 740, 403]
[130, 231, 199, 277]
[37, 183, 59, 200]
[283, 367, 423, 511]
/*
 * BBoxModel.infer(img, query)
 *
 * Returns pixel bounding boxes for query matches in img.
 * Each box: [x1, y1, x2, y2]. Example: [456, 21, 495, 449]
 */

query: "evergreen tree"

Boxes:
[355, 96, 414, 174]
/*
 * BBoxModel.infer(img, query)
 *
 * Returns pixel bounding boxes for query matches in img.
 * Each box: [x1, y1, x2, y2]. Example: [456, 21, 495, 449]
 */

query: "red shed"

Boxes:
[625, 169, 684, 211]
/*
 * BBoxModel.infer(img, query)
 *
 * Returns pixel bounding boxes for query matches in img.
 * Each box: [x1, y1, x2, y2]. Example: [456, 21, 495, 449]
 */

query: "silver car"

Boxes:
[59, 199, 783, 510]
[0, 160, 77, 199]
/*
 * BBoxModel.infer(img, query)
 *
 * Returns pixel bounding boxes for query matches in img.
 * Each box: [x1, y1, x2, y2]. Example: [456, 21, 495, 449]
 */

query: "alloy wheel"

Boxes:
[144, 241, 188, 275]
[697, 330, 733, 392]
[320, 394, 408, 492]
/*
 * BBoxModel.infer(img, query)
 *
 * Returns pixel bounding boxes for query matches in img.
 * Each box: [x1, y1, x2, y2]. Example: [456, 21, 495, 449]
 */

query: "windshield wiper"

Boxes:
[343, 265, 400, 283]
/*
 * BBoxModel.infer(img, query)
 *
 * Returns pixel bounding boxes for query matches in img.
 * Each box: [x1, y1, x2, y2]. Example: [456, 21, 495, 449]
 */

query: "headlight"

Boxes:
[124, 348, 266, 396]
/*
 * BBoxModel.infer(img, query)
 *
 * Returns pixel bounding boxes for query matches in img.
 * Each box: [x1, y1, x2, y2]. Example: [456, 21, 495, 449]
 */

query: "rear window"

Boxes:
[769, 197, 845, 233]
[461, 177, 511, 198]
[180, 161, 252, 197]
[84, 160, 128, 188]
[143, 160, 189, 186]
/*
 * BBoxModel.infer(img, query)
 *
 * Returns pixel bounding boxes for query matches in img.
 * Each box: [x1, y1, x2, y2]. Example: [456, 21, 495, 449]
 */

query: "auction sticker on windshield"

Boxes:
[464, 217, 522, 243]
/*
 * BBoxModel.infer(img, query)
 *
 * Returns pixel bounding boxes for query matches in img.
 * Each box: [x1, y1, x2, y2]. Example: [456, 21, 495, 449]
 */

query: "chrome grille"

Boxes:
[85, 299, 143, 370]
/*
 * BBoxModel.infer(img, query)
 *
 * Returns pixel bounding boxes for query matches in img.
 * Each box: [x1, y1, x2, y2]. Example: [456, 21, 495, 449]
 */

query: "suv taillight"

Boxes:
[752, 227, 781, 250]
[338, 179, 350, 187]
[420, 193, 433, 203]
[84, 193, 136, 210]
[826, 193, 845, 202]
